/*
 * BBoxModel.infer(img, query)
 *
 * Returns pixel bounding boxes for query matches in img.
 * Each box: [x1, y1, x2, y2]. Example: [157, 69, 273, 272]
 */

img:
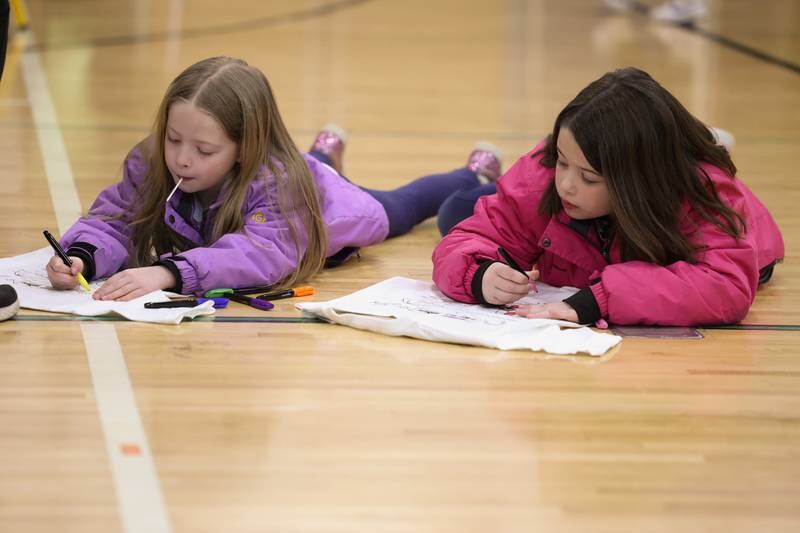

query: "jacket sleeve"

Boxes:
[60, 148, 146, 279]
[432, 153, 547, 303]
[591, 190, 763, 326]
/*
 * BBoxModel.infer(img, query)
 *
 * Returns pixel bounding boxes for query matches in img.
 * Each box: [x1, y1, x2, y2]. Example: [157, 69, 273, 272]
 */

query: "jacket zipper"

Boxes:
[596, 218, 611, 263]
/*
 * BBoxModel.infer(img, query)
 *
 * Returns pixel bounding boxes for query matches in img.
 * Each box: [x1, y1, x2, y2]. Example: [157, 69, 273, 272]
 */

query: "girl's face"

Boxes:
[165, 101, 238, 206]
[554, 127, 611, 220]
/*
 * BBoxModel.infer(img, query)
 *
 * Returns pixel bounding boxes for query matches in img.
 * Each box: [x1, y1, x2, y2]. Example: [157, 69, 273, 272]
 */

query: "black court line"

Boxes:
[685, 25, 800, 76]
[11, 315, 326, 324]
[629, 1, 800, 76]
[26, 0, 375, 52]
[197, 316, 326, 323]
[702, 324, 800, 332]
[9, 314, 800, 331]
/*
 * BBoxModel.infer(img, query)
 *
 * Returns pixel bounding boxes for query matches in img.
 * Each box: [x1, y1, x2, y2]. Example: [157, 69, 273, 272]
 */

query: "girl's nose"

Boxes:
[176, 148, 191, 168]
[560, 172, 577, 194]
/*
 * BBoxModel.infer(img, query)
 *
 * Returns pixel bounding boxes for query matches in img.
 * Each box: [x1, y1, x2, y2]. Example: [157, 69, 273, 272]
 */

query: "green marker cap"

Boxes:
[204, 288, 234, 298]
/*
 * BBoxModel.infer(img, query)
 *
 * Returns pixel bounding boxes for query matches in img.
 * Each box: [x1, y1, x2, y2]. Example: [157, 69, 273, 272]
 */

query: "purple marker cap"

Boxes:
[249, 299, 274, 311]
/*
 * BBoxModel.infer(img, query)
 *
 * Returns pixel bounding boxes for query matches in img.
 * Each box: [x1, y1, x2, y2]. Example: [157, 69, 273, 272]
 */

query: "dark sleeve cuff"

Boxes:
[66, 242, 97, 281]
[324, 246, 360, 268]
[471, 259, 497, 305]
[152, 259, 182, 294]
[563, 286, 601, 325]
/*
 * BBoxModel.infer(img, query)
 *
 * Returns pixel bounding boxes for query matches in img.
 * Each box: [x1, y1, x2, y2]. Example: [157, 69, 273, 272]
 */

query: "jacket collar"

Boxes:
[541, 211, 619, 269]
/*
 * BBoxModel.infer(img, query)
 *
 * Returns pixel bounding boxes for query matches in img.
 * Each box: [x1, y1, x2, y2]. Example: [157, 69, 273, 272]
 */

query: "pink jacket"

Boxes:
[432, 146, 784, 326]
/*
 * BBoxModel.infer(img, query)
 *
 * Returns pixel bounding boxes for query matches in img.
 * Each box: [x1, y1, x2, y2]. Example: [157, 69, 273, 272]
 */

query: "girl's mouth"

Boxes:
[562, 199, 578, 210]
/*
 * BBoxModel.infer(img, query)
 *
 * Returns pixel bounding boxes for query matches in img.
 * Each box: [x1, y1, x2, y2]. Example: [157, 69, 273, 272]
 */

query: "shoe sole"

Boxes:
[0, 299, 20, 322]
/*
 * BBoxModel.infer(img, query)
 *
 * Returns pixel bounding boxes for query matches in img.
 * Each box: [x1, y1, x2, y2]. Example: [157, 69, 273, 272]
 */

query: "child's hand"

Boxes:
[512, 302, 579, 323]
[93, 266, 177, 301]
[481, 262, 539, 305]
[46, 255, 85, 290]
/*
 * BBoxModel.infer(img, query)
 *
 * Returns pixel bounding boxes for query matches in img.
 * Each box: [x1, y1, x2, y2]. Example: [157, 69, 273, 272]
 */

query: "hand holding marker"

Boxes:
[43, 230, 92, 293]
[497, 247, 537, 293]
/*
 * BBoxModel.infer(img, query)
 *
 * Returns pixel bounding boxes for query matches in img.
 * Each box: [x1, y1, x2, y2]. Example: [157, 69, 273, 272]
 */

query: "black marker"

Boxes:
[145, 300, 197, 309]
[497, 247, 529, 278]
[144, 298, 229, 309]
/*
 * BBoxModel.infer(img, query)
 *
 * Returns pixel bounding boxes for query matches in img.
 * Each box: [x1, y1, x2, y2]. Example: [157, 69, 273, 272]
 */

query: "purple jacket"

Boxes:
[61, 147, 389, 294]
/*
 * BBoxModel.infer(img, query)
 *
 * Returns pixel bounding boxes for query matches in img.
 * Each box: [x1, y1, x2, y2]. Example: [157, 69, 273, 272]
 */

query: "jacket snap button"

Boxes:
[542, 237, 551, 247]
[168, 215, 175, 224]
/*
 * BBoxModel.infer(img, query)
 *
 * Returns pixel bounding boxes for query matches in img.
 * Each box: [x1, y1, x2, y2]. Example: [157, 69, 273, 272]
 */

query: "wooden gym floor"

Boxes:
[0, 1, 798, 531]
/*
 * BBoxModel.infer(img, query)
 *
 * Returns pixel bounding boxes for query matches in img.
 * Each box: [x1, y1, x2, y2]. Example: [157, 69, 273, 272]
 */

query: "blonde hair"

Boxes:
[130, 56, 327, 288]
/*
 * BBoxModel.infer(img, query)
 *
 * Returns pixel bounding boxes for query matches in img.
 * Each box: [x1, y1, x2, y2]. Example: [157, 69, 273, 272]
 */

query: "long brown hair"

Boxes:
[130, 56, 327, 288]
[538, 67, 744, 265]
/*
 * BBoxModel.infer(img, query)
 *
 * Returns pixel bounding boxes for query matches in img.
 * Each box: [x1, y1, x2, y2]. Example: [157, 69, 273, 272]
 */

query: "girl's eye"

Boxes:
[197, 149, 213, 156]
[557, 159, 568, 168]
[167, 137, 179, 144]
[582, 174, 599, 184]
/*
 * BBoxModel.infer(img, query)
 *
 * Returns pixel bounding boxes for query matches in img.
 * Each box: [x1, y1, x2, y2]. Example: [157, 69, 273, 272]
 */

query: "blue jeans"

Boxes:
[311, 150, 485, 238]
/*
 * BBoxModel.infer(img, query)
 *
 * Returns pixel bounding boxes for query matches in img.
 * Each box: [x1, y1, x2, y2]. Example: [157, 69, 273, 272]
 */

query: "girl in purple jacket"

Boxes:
[432, 67, 784, 326]
[46, 56, 499, 300]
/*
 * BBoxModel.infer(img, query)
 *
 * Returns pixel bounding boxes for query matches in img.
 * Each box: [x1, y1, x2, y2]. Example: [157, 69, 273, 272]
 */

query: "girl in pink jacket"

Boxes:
[432, 67, 784, 326]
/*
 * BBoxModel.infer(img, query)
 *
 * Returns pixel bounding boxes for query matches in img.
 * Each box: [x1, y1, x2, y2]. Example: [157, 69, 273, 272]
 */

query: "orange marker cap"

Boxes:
[293, 286, 315, 297]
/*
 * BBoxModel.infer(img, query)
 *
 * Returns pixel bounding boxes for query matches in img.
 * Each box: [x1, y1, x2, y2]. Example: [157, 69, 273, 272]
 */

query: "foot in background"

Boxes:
[436, 142, 504, 236]
[605, 0, 636, 12]
[309, 123, 347, 174]
[710, 127, 735, 153]
[467, 142, 503, 184]
[650, 0, 707, 23]
[604, 0, 707, 23]
[0, 285, 19, 322]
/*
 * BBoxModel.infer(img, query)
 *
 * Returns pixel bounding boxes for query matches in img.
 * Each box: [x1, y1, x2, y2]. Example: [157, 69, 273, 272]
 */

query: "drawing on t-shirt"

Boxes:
[0, 247, 214, 324]
[348, 281, 578, 327]
[0, 268, 58, 289]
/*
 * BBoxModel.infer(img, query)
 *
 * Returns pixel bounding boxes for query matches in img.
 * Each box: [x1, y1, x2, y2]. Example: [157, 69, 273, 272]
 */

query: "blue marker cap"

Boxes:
[197, 297, 229, 309]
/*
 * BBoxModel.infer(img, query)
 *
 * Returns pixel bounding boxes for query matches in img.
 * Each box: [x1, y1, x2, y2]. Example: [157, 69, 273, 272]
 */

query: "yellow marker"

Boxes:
[77, 273, 92, 294]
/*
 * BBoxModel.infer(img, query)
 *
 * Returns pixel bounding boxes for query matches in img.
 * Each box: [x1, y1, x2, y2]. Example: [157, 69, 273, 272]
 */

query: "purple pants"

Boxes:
[311, 150, 482, 238]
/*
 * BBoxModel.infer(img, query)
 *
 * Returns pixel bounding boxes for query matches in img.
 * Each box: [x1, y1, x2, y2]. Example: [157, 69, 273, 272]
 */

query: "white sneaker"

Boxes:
[605, 0, 635, 12]
[0, 285, 19, 322]
[709, 127, 735, 152]
[650, 0, 707, 23]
